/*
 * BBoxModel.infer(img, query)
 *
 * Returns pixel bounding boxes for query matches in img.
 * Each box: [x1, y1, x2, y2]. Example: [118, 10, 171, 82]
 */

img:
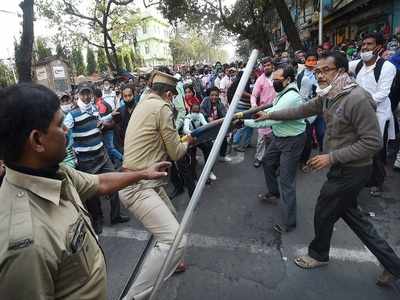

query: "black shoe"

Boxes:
[258, 192, 279, 205]
[253, 159, 262, 168]
[93, 220, 103, 235]
[169, 188, 184, 199]
[111, 214, 130, 225]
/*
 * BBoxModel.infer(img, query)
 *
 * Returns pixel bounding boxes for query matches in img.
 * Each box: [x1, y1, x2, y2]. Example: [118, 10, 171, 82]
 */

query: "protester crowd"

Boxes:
[1, 31, 400, 299]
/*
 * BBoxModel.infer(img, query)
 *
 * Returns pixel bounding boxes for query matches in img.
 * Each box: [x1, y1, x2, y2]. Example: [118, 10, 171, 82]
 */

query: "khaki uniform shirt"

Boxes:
[0, 165, 107, 300]
[123, 93, 188, 171]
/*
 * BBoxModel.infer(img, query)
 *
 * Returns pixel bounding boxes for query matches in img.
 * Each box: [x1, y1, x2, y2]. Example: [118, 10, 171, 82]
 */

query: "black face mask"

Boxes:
[273, 80, 286, 93]
[124, 100, 135, 109]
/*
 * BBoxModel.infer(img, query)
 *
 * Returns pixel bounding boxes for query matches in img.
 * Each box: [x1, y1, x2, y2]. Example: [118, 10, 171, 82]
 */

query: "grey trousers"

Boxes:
[262, 133, 305, 227]
[255, 133, 272, 161]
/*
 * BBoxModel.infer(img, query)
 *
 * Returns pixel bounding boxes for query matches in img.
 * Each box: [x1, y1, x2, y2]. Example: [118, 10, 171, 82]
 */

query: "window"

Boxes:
[143, 23, 147, 34]
[145, 43, 150, 54]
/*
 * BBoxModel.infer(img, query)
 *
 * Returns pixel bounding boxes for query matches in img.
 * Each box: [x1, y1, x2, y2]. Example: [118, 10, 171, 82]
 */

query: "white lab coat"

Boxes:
[349, 59, 396, 140]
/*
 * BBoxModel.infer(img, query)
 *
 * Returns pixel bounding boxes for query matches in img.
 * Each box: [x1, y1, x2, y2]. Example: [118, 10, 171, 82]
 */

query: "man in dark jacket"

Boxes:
[255, 52, 400, 294]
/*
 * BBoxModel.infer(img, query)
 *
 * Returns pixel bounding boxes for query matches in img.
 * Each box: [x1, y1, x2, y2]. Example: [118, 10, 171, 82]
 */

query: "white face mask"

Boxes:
[77, 99, 91, 111]
[316, 71, 340, 97]
[191, 112, 200, 119]
[360, 50, 375, 62]
[61, 103, 73, 113]
[316, 85, 333, 97]
[104, 84, 111, 90]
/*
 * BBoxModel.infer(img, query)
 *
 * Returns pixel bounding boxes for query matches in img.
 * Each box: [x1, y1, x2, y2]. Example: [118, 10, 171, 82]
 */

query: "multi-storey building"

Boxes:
[135, 14, 173, 67]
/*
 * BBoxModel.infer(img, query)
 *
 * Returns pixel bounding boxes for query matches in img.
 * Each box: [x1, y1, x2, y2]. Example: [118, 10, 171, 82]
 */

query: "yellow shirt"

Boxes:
[123, 93, 188, 170]
[0, 165, 107, 300]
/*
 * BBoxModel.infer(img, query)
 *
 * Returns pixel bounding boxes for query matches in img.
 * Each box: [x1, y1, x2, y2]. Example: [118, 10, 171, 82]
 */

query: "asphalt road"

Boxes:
[100, 145, 400, 300]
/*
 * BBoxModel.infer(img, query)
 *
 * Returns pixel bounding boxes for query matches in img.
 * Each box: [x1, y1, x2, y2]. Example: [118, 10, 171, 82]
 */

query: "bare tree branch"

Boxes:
[81, 36, 112, 49]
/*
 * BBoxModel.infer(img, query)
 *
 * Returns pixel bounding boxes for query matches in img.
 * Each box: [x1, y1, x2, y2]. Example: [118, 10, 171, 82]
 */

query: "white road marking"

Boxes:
[102, 227, 399, 264]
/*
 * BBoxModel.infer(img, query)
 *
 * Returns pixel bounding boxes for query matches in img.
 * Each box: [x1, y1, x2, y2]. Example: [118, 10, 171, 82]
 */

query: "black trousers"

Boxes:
[78, 156, 121, 223]
[308, 164, 400, 277]
[300, 121, 313, 164]
[368, 121, 389, 187]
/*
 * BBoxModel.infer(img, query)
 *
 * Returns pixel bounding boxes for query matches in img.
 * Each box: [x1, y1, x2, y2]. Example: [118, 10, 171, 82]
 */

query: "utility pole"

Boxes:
[319, 0, 323, 45]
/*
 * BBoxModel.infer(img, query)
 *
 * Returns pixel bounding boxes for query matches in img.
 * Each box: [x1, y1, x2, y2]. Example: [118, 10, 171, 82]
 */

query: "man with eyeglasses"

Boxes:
[254, 51, 400, 295]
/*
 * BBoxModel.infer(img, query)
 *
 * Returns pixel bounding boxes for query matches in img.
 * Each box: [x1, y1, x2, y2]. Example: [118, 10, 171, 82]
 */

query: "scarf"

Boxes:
[184, 95, 201, 112]
[326, 72, 357, 99]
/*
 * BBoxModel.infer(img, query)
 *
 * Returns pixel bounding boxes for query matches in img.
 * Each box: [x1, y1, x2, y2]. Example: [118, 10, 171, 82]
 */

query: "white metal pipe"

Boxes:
[319, 0, 323, 45]
[148, 49, 260, 300]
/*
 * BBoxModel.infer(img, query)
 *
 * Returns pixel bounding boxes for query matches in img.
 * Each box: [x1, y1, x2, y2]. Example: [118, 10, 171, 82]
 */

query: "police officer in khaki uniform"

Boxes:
[120, 71, 194, 299]
[0, 83, 171, 300]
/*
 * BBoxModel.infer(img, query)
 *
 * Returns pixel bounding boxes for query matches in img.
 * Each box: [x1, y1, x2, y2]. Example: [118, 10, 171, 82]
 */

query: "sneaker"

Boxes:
[234, 146, 246, 152]
[209, 172, 217, 181]
[370, 186, 382, 197]
[253, 159, 262, 168]
[219, 156, 232, 162]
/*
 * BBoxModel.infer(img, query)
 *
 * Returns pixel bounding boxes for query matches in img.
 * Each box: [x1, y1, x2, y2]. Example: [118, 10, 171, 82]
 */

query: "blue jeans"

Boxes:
[233, 127, 253, 147]
[103, 130, 123, 162]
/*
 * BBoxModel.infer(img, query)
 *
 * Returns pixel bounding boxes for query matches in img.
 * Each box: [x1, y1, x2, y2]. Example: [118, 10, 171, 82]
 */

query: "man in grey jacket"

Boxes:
[256, 52, 400, 294]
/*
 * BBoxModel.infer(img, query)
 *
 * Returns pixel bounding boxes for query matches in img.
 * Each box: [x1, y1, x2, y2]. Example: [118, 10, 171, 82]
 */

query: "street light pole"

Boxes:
[319, 0, 323, 45]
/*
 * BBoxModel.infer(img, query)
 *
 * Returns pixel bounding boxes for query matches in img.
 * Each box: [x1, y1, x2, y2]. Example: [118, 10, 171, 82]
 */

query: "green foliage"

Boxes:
[86, 47, 97, 75]
[117, 52, 125, 70]
[170, 27, 228, 64]
[35, 37, 52, 60]
[123, 54, 132, 71]
[97, 49, 108, 73]
[71, 48, 85, 76]
[0, 62, 16, 88]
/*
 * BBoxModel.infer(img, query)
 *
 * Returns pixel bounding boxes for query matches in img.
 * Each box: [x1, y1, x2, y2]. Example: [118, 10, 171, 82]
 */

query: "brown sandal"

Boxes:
[294, 255, 329, 269]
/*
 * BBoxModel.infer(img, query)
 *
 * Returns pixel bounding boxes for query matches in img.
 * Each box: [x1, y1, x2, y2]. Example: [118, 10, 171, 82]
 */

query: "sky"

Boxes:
[0, 0, 236, 62]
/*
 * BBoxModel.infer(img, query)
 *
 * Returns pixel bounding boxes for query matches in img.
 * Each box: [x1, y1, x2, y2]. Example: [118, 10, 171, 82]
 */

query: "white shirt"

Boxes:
[102, 90, 117, 109]
[214, 76, 222, 89]
[349, 59, 396, 138]
[183, 113, 208, 135]
[219, 75, 232, 104]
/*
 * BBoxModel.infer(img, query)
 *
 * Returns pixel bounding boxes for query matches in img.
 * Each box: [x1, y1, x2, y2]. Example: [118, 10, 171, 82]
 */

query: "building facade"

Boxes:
[272, 0, 400, 49]
[135, 15, 173, 67]
[33, 56, 72, 93]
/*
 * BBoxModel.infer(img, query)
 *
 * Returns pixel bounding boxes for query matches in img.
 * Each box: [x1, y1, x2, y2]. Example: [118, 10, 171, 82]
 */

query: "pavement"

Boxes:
[99, 145, 400, 300]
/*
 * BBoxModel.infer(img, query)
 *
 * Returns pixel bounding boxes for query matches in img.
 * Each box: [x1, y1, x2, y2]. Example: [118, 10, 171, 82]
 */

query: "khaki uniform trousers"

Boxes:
[119, 182, 186, 300]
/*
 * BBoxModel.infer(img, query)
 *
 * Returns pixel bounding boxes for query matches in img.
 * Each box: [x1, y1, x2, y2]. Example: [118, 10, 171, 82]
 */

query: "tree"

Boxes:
[97, 49, 108, 73]
[0, 62, 16, 87]
[17, 0, 34, 82]
[159, 0, 304, 54]
[35, 37, 52, 60]
[36, 0, 142, 73]
[71, 48, 85, 76]
[124, 54, 132, 71]
[86, 47, 97, 75]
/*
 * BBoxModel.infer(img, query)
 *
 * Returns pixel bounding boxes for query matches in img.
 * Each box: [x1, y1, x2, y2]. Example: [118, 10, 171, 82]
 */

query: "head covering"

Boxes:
[151, 71, 178, 94]
[77, 82, 93, 94]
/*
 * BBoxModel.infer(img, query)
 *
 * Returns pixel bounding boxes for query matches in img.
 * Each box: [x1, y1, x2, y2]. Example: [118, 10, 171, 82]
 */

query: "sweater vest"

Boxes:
[70, 108, 105, 161]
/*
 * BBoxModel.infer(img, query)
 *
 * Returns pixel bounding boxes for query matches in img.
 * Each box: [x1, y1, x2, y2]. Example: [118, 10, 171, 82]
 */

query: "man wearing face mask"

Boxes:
[60, 93, 77, 168]
[102, 79, 117, 110]
[244, 65, 306, 233]
[120, 71, 195, 299]
[349, 32, 397, 197]
[254, 52, 400, 294]
[64, 83, 129, 234]
[250, 56, 276, 168]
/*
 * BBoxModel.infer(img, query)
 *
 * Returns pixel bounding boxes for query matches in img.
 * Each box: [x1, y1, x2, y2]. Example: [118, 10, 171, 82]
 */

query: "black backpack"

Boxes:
[355, 59, 400, 111]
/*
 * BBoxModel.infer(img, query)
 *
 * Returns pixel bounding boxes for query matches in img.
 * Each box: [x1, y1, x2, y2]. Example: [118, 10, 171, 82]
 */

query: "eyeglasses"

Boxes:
[315, 67, 337, 75]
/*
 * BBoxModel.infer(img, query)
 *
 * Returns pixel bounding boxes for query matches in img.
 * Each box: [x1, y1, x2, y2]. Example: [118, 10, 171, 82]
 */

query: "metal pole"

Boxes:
[319, 0, 323, 45]
[148, 49, 260, 300]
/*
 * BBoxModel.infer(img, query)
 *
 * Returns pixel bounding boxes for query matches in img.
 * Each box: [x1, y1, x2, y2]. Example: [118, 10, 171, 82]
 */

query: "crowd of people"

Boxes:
[1, 30, 400, 299]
